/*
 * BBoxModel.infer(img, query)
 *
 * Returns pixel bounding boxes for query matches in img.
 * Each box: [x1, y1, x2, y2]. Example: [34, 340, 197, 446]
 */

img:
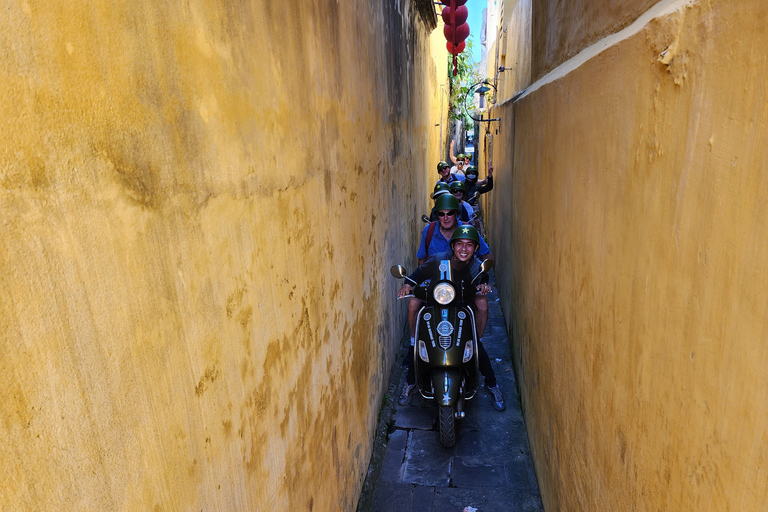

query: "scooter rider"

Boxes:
[450, 155, 467, 179]
[437, 160, 464, 185]
[464, 163, 494, 206]
[432, 181, 451, 199]
[397, 225, 505, 410]
[449, 180, 475, 225]
[430, 181, 472, 223]
[417, 194, 490, 266]
[413, 196, 491, 376]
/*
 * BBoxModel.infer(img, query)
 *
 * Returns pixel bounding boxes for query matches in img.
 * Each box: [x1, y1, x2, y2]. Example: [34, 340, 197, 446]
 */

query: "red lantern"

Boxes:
[442, 0, 469, 74]
[441, 5, 468, 26]
[446, 41, 466, 55]
[454, 23, 470, 43]
[443, 24, 454, 43]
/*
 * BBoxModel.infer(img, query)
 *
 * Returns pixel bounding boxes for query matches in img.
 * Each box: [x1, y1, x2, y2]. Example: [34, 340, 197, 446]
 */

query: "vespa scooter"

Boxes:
[390, 258, 493, 447]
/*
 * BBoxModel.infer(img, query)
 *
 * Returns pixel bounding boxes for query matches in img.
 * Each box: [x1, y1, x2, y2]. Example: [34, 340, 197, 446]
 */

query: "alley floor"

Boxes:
[357, 277, 544, 512]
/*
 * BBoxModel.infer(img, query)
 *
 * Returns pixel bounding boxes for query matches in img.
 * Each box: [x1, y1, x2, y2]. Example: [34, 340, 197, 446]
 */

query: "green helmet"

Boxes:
[433, 193, 459, 212]
[457, 154, 466, 160]
[436, 161, 450, 172]
[432, 182, 450, 199]
[450, 225, 480, 245]
[449, 180, 465, 193]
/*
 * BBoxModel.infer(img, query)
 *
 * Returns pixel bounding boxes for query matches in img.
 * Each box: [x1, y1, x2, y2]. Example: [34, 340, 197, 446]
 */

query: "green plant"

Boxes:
[447, 39, 482, 126]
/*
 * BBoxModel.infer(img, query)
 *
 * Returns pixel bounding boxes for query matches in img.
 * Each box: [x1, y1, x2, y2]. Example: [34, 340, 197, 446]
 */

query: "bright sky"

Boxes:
[464, 0, 486, 65]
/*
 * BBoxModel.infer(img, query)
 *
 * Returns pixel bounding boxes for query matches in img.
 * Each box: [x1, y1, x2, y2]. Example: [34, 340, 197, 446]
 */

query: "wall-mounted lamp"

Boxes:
[464, 80, 500, 124]
[475, 84, 491, 109]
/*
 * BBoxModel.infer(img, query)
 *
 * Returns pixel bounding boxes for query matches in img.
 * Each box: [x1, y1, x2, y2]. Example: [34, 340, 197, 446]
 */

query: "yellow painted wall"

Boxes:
[0, 1, 443, 510]
[484, 0, 768, 510]
[486, 0, 532, 103]
[531, 0, 657, 80]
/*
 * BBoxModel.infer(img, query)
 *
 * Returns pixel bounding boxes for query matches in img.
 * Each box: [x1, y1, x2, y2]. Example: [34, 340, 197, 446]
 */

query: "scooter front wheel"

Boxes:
[438, 405, 456, 448]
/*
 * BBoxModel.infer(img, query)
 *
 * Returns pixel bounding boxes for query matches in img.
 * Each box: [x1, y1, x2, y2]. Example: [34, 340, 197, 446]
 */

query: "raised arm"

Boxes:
[449, 140, 459, 165]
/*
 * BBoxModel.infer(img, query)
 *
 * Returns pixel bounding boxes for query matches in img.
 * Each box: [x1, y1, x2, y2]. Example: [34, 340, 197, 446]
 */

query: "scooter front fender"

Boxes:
[431, 368, 464, 407]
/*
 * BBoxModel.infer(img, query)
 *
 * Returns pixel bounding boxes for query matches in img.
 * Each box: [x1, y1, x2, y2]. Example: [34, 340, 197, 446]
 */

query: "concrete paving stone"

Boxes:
[402, 430, 452, 487]
[451, 458, 505, 488]
[433, 487, 544, 512]
[457, 409, 480, 432]
[411, 486, 435, 511]
[370, 482, 413, 512]
[452, 435, 483, 457]
[505, 457, 536, 493]
[505, 420, 531, 450]
[395, 403, 435, 430]
[380, 429, 408, 482]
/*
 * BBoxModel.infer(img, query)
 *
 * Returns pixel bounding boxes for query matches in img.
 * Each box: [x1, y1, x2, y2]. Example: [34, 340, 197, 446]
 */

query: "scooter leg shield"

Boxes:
[431, 368, 464, 407]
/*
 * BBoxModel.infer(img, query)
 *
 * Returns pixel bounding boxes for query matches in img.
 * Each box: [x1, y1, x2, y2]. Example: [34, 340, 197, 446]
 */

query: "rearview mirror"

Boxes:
[479, 259, 494, 273]
[390, 265, 407, 278]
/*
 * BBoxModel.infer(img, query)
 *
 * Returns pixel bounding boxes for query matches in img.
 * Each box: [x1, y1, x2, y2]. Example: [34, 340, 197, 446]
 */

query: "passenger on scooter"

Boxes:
[432, 182, 451, 199]
[449, 181, 475, 226]
[464, 163, 494, 206]
[429, 182, 472, 223]
[417, 194, 490, 266]
[450, 156, 467, 179]
[397, 225, 505, 410]
[437, 160, 464, 186]
[448, 140, 472, 178]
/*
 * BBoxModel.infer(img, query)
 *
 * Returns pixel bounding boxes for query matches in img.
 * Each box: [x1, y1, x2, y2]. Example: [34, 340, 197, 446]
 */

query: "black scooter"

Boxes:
[390, 258, 493, 447]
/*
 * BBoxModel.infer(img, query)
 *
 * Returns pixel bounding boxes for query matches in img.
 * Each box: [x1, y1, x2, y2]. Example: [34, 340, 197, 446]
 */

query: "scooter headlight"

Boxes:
[433, 283, 456, 305]
[462, 340, 474, 363]
[418, 340, 429, 362]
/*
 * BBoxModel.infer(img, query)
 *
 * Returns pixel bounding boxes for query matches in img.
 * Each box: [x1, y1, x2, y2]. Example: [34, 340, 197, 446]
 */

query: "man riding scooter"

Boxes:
[399, 219, 505, 411]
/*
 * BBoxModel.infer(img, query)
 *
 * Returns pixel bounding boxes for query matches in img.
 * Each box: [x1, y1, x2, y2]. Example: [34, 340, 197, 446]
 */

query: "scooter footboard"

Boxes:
[431, 368, 464, 407]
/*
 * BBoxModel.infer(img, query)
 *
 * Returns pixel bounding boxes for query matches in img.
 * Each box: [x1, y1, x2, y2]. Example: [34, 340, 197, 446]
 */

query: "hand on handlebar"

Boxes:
[476, 283, 492, 295]
[398, 284, 414, 299]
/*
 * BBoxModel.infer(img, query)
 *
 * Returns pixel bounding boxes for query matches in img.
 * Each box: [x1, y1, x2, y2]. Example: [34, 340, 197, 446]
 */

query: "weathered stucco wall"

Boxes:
[531, 0, 657, 80]
[487, 0, 532, 103]
[0, 1, 441, 510]
[485, 0, 768, 510]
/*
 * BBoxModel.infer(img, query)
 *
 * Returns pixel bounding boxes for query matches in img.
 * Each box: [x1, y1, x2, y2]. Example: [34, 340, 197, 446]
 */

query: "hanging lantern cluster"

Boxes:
[441, 0, 470, 76]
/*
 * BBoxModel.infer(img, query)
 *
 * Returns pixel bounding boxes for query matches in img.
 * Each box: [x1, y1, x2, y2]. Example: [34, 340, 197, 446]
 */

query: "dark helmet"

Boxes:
[433, 193, 460, 212]
[432, 182, 450, 199]
[450, 225, 481, 245]
[449, 181, 466, 193]
[436, 161, 450, 172]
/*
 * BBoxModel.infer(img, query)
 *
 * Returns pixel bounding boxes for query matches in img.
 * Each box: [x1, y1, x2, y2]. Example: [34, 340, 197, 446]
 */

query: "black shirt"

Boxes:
[407, 251, 488, 304]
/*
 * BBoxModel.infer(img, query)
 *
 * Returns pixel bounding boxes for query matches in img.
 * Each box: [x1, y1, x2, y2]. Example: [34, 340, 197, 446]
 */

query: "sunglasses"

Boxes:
[451, 190, 464, 195]
[436, 211, 457, 217]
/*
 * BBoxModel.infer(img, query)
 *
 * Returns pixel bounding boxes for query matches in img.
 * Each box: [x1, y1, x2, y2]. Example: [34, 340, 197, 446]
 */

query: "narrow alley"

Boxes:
[4, 0, 768, 510]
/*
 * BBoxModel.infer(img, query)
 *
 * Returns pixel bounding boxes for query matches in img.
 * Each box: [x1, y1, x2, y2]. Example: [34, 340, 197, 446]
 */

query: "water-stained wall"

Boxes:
[484, 0, 768, 510]
[0, 1, 442, 510]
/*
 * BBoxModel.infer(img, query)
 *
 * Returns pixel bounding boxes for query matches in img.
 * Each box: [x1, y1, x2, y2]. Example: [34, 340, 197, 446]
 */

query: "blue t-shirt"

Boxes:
[416, 221, 490, 260]
[436, 172, 465, 186]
